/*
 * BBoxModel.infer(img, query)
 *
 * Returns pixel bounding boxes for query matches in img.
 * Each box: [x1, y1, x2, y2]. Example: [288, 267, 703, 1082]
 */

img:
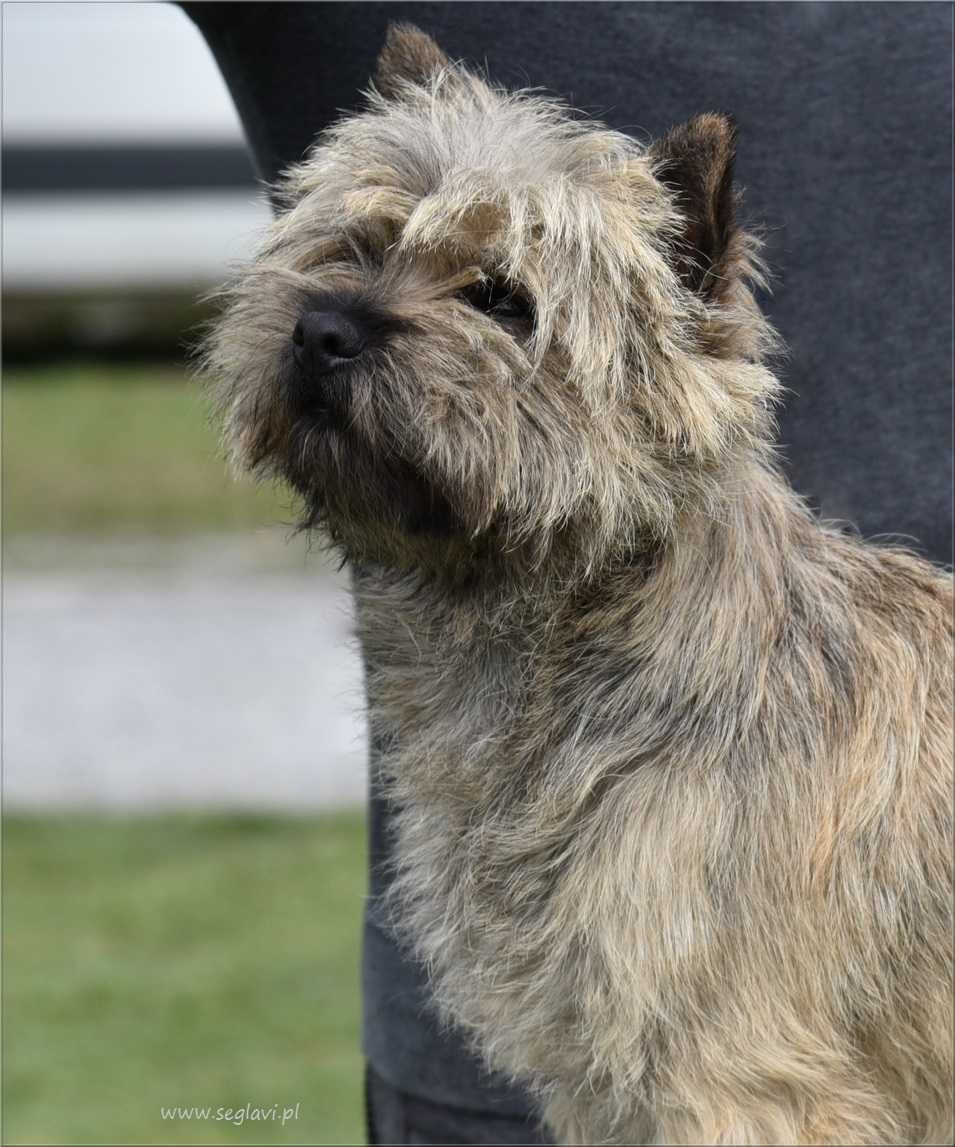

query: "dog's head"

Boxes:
[203, 25, 778, 582]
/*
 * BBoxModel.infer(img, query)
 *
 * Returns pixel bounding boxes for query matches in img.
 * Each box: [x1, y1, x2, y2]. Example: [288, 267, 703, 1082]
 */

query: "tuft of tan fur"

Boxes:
[201, 25, 954, 1145]
[374, 21, 450, 98]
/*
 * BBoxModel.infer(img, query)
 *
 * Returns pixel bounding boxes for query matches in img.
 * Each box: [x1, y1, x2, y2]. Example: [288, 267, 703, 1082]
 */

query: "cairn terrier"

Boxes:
[203, 26, 953, 1145]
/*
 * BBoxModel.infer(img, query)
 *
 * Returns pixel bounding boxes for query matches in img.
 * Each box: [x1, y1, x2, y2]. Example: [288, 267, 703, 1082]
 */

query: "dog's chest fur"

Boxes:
[348, 551, 764, 1136]
[347, 493, 953, 1144]
[352, 564, 636, 1084]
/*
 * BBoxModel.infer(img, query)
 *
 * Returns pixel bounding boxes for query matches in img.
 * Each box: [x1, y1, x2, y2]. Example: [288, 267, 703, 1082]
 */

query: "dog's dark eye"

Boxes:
[458, 279, 533, 324]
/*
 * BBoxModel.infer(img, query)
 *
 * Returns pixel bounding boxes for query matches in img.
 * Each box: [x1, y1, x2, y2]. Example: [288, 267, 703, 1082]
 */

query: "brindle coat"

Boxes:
[203, 26, 954, 1144]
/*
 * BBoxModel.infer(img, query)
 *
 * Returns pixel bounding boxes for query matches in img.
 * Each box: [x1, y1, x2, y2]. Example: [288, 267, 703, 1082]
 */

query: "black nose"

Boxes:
[292, 310, 366, 377]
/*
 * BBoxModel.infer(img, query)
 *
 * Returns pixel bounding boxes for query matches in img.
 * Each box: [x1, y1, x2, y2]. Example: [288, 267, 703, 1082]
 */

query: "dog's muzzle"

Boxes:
[287, 294, 409, 426]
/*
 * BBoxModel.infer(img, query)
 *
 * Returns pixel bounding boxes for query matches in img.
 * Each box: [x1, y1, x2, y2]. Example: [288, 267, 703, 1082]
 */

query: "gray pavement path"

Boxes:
[3, 535, 369, 810]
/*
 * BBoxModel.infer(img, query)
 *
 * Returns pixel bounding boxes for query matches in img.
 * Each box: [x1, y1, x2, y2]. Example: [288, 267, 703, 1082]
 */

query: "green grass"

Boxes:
[2, 365, 301, 535]
[3, 813, 368, 1145]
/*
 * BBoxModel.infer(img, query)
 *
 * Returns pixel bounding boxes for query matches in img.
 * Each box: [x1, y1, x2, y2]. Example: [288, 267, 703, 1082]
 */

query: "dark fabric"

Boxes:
[366, 1064, 551, 1146]
[182, 1, 953, 1139]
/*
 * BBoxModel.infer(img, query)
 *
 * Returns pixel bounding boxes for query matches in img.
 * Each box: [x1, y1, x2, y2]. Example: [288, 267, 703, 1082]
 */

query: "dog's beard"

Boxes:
[279, 384, 465, 553]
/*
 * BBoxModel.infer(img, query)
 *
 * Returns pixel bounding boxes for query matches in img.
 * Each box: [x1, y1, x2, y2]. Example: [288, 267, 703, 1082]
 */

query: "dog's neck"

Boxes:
[349, 460, 826, 781]
[352, 457, 809, 636]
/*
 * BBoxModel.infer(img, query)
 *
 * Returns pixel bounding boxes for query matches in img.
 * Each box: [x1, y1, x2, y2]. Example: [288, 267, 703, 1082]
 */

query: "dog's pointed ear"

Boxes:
[374, 24, 450, 97]
[651, 113, 738, 297]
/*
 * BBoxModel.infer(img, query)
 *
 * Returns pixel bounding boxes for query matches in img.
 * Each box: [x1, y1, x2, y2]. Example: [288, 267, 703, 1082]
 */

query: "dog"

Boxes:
[202, 25, 954, 1144]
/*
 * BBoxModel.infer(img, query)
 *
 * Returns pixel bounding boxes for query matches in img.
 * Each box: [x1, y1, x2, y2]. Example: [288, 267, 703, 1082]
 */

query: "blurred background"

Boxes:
[3, 4, 368, 1143]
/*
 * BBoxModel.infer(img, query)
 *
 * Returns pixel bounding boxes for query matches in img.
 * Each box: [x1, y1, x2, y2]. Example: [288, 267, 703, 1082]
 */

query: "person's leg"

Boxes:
[366, 1066, 550, 1147]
